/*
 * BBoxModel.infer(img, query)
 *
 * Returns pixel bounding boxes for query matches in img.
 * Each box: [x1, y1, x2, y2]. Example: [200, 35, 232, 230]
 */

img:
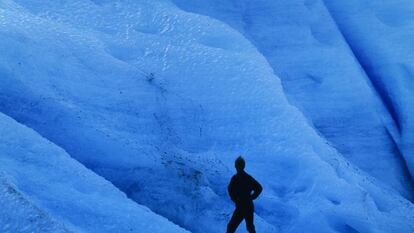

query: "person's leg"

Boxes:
[227, 207, 244, 233]
[244, 205, 256, 233]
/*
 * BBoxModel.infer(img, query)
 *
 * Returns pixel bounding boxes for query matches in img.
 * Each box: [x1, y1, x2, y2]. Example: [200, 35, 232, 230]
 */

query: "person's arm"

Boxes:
[250, 176, 263, 200]
[228, 177, 237, 203]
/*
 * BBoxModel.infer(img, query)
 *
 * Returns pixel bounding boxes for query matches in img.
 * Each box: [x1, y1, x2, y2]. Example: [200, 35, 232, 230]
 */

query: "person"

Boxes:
[227, 156, 262, 233]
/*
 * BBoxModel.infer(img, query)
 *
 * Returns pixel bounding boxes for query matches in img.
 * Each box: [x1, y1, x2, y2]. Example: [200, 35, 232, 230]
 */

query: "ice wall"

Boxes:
[0, 113, 189, 233]
[1, 0, 414, 232]
[171, 0, 414, 198]
[323, 0, 414, 185]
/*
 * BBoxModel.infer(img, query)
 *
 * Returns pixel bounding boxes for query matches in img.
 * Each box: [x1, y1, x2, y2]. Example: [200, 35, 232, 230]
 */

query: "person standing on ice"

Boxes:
[227, 156, 262, 233]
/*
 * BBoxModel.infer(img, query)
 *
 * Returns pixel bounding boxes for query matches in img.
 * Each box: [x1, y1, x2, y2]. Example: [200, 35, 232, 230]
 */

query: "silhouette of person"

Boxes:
[227, 156, 262, 233]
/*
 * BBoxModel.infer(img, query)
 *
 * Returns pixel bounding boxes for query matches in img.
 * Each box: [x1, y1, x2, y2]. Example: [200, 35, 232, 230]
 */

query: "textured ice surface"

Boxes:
[171, 0, 414, 198]
[0, 177, 73, 233]
[0, 0, 414, 232]
[0, 113, 188, 233]
[323, 0, 414, 185]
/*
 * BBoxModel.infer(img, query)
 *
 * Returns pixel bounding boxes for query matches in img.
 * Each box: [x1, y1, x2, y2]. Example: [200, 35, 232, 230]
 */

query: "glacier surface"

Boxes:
[323, 0, 414, 188]
[171, 0, 414, 199]
[0, 112, 188, 233]
[0, 0, 413, 232]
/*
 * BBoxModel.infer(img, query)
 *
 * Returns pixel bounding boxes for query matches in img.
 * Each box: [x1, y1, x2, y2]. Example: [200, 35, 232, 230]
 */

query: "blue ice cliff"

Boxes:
[0, 0, 413, 232]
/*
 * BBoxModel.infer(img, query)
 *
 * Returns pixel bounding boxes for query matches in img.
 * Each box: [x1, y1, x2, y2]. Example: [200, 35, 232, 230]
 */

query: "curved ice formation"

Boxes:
[0, 0, 413, 232]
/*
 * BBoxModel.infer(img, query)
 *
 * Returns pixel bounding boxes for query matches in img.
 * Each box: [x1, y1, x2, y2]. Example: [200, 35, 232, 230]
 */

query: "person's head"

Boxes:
[235, 156, 245, 173]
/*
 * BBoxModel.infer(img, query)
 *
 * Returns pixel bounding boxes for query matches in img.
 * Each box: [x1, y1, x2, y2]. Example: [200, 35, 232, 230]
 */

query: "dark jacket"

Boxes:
[228, 171, 262, 205]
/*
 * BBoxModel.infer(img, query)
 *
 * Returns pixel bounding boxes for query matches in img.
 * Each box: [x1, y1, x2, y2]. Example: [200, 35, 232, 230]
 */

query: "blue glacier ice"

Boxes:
[0, 0, 413, 232]
[172, 0, 414, 199]
[0, 114, 187, 233]
[323, 0, 414, 188]
[0, 113, 189, 233]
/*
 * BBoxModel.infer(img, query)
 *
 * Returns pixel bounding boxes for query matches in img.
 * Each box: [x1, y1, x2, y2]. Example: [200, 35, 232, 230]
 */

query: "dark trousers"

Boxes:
[227, 202, 255, 233]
